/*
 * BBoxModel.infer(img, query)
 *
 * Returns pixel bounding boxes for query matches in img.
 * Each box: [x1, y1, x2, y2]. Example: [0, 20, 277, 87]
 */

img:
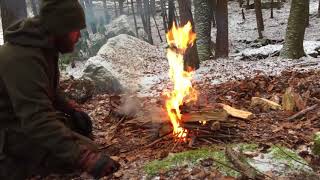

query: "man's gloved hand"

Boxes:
[72, 110, 93, 137]
[79, 149, 120, 178]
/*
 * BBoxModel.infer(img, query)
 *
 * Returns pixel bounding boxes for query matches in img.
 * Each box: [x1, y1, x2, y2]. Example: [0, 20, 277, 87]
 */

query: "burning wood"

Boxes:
[163, 21, 197, 139]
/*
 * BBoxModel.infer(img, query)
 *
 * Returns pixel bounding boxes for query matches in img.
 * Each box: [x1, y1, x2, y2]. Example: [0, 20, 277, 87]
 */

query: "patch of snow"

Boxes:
[249, 150, 313, 176]
[235, 41, 320, 59]
[240, 44, 282, 57]
[304, 41, 320, 55]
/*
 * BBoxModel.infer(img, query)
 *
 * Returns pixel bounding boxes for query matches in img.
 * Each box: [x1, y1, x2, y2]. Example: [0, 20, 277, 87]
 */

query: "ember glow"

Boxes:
[164, 22, 198, 139]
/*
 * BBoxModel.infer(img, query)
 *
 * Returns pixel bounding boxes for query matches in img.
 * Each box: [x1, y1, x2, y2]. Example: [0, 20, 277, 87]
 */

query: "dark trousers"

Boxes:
[0, 117, 95, 180]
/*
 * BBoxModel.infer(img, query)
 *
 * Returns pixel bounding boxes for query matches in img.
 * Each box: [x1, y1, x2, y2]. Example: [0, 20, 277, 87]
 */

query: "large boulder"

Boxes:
[66, 34, 167, 94]
[82, 63, 123, 94]
[97, 34, 166, 92]
[105, 15, 135, 39]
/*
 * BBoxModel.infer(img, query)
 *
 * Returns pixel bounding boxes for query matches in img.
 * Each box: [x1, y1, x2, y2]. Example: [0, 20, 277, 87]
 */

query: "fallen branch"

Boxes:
[287, 104, 318, 121]
[225, 146, 264, 180]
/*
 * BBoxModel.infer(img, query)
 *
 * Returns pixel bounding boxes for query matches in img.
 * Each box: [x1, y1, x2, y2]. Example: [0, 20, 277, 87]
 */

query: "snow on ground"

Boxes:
[65, 0, 320, 98]
[235, 40, 320, 58]
[218, 0, 320, 52]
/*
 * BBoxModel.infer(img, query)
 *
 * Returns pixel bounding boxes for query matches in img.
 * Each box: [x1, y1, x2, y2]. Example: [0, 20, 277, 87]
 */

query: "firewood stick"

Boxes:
[287, 104, 318, 121]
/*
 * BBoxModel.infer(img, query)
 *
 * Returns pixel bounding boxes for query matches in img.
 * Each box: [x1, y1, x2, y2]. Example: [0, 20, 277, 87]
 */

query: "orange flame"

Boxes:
[164, 22, 198, 139]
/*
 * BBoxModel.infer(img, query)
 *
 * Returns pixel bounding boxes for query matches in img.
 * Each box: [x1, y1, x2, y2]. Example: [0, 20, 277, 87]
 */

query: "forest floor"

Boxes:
[43, 70, 320, 180]
[7, 0, 319, 179]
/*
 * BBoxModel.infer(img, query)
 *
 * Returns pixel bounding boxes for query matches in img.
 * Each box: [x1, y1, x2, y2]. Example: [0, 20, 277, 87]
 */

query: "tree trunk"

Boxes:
[143, 0, 153, 44]
[318, 0, 320, 18]
[84, 0, 97, 34]
[270, 0, 274, 18]
[137, 0, 147, 33]
[0, 0, 27, 42]
[114, 0, 118, 17]
[177, 0, 200, 70]
[306, 0, 310, 27]
[215, 0, 228, 58]
[168, 0, 177, 30]
[30, 0, 39, 16]
[194, 0, 213, 62]
[280, 0, 308, 59]
[150, 0, 156, 15]
[242, 9, 246, 20]
[119, 0, 125, 15]
[212, 0, 217, 27]
[130, 0, 139, 36]
[160, 0, 168, 32]
[254, 0, 264, 39]
[246, 0, 250, 9]
[239, 0, 244, 7]
[103, 0, 110, 24]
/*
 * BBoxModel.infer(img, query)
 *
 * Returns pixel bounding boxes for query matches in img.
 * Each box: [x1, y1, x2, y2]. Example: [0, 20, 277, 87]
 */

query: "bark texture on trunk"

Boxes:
[215, 0, 229, 58]
[194, 0, 213, 62]
[119, 0, 125, 15]
[160, 0, 168, 32]
[143, 0, 153, 44]
[280, 0, 308, 59]
[306, 0, 310, 27]
[103, 0, 110, 24]
[177, 0, 200, 70]
[168, 0, 176, 30]
[254, 0, 264, 38]
[130, 0, 139, 36]
[271, 0, 274, 18]
[318, 0, 320, 18]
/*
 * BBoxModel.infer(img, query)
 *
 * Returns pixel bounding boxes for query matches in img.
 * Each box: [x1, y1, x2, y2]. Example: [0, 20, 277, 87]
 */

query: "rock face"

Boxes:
[82, 64, 123, 94]
[105, 15, 135, 39]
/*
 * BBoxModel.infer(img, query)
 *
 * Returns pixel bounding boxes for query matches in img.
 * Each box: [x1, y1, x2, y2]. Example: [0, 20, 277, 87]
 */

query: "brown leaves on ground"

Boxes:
[49, 70, 320, 179]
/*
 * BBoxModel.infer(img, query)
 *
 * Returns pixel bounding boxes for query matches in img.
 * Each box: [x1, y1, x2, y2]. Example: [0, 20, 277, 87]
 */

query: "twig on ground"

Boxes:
[144, 131, 172, 148]
[287, 104, 318, 121]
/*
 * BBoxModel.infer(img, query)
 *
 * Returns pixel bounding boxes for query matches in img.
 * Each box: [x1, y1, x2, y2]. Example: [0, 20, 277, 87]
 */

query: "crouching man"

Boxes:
[0, 0, 119, 179]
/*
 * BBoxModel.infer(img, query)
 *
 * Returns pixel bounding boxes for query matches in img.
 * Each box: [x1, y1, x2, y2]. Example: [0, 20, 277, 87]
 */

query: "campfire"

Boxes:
[108, 23, 255, 147]
[162, 22, 252, 144]
[164, 21, 198, 140]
